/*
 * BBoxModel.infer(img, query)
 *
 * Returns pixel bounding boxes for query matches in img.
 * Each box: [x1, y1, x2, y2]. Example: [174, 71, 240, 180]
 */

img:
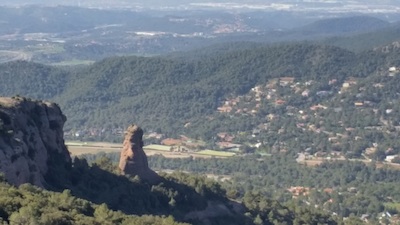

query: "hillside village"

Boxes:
[213, 66, 400, 163]
[65, 66, 400, 165]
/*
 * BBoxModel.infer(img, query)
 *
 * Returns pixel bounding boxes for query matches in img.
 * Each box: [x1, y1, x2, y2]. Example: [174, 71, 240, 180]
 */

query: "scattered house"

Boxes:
[354, 102, 364, 107]
[365, 147, 377, 155]
[161, 138, 183, 146]
[329, 79, 337, 85]
[251, 86, 262, 93]
[310, 104, 327, 111]
[323, 188, 334, 194]
[385, 148, 395, 155]
[330, 151, 342, 158]
[314, 151, 327, 157]
[301, 90, 310, 97]
[373, 83, 384, 88]
[385, 155, 397, 163]
[217, 142, 242, 151]
[293, 86, 302, 93]
[275, 99, 286, 105]
[389, 66, 398, 72]
[250, 142, 262, 148]
[348, 187, 358, 193]
[287, 186, 310, 197]
[267, 114, 276, 121]
[296, 123, 305, 128]
[328, 137, 339, 142]
[217, 105, 232, 113]
[305, 80, 313, 86]
[217, 132, 235, 142]
[279, 77, 295, 86]
[342, 78, 358, 90]
[342, 82, 351, 88]
[360, 214, 369, 222]
[74, 131, 83, 137]
[345, 78, 358, 85]
[316, 91, 332, 97]
[147, 132, 164, 139]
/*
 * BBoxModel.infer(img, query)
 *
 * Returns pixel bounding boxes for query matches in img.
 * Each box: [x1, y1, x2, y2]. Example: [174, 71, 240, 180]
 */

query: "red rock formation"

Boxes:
[119, 124, 159, 183]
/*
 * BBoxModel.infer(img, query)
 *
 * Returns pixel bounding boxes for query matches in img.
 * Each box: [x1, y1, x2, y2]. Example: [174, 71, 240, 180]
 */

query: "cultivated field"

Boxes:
[66, 142, 236, 158]
[197, 150, 236, 157]
[0, 50, 31, 63]
[66, 141, 121, 156]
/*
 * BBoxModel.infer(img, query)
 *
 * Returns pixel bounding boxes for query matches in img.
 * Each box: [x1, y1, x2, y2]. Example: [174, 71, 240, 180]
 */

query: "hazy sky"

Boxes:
[1, 0, 399, 8]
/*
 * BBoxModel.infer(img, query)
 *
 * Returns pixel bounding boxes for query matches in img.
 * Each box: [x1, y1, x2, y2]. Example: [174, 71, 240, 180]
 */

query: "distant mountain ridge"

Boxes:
[0, 5, 398, 64]
[299, 15, 390, 35]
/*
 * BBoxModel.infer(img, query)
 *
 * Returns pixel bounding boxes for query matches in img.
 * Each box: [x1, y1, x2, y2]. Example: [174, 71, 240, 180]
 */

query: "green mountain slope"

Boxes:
[299, 16, 390, 35]
[321, 22, 400, 52]
[1, 41, 400, 148]
[58, 44, 357, 132]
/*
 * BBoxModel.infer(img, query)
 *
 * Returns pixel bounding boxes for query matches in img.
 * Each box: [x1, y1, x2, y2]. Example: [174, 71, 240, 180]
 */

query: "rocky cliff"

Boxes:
[119, 124, 159, 183]
[0, 96, 71, 187]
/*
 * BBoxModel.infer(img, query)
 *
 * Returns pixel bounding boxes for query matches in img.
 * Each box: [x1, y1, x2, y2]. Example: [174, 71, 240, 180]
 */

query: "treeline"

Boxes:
[0, 154, 341, 225]
[79, 152, 400, 221]
[0, 180, 187, 225]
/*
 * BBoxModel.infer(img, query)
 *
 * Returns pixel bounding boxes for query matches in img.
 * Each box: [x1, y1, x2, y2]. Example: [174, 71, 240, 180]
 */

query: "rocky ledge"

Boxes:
[0, 96, 71, 187]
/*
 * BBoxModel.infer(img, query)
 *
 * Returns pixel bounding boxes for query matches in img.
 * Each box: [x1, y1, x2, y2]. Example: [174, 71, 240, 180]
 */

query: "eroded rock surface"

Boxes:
[0, 97, 71, 187]
[119, 124, 159, 183]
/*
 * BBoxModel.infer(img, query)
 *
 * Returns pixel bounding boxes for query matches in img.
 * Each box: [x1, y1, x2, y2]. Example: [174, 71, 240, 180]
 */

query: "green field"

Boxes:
[65, 141, 120, 148]
[51, 59, 95, 66]
[66, 141, 237, 158]
[143, 145, 171, 151]
[196, 150, 236, 157]
[27, 43, 65, 54]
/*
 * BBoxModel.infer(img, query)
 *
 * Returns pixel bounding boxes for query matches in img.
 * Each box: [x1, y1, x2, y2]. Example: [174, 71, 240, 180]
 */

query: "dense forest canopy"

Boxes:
[1, 42, 400, 157]
[79, 152, 400, 223]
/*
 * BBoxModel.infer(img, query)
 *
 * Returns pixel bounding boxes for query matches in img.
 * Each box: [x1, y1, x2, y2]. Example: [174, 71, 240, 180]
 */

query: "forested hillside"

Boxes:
[81, 152, 400, 224]
[1, 41, 400, 157]
[0, 43, 363, 130]
[0, 155, 340, 225]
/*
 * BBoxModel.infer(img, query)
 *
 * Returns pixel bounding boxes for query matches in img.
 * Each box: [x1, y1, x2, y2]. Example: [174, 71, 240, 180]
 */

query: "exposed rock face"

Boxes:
[119, 124, 159, 183]
[0, 96, 71, 187]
